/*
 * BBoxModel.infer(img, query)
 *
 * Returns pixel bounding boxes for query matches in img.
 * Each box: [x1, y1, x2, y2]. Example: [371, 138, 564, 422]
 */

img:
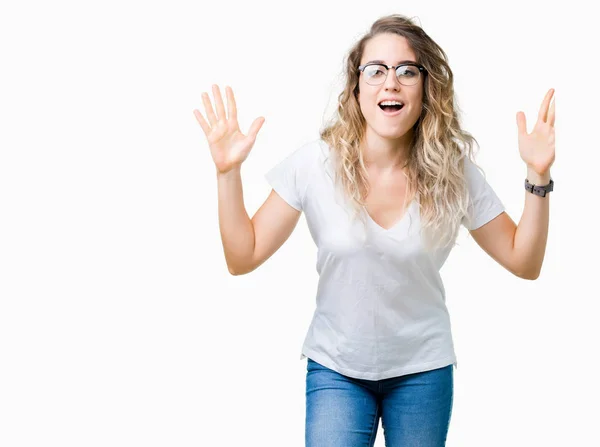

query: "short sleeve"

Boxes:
[461, 157, 505, 230]
[264, 141, 319, 211]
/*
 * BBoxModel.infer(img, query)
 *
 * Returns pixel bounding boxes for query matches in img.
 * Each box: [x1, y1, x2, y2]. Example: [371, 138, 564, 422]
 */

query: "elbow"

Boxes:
[228, 265, 247, 276]
[510, 255, 542, 280]
[519, 272, 539, 281]
[516, 266, 541, 281]
[228, 266, 241, 276]
[227, 261, 256, 276]
[224, 252, 256, 276]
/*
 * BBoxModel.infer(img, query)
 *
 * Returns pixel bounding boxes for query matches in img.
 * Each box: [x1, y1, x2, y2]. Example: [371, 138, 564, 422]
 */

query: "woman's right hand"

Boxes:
[193, 85, 265, 174]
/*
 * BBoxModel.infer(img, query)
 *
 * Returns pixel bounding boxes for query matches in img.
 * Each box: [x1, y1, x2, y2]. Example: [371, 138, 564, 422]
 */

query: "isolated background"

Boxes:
[1, 0, 598, 446]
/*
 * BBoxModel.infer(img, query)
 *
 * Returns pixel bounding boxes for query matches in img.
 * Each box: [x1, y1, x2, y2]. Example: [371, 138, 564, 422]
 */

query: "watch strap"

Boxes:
[525, 178, 554, 197]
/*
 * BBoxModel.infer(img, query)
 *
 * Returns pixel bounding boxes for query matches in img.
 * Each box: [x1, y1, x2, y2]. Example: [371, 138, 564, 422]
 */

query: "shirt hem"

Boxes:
[301, 347, 457, 381]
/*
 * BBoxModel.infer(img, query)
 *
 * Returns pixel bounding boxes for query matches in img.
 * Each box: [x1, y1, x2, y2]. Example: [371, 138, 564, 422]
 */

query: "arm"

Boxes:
[469, 88, 555, 280]
[469, 168, 550, 280]
[217, 167, 301, 275]
[194, 84, 301, 276]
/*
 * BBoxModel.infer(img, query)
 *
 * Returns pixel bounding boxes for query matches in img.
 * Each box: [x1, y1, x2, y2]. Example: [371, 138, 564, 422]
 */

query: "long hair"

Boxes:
[320, 14, 479, 251]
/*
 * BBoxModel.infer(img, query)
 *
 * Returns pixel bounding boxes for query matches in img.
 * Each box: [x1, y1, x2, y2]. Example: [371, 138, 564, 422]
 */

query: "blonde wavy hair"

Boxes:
[320, 14, 480, 251]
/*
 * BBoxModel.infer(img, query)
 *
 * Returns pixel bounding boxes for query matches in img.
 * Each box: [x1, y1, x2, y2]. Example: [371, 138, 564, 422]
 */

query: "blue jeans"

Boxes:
[305, 358, 453, 446]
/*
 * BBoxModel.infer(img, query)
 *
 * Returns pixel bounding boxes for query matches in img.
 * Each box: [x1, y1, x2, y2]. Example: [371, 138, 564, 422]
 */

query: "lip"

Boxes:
[378, 98, 404, 104]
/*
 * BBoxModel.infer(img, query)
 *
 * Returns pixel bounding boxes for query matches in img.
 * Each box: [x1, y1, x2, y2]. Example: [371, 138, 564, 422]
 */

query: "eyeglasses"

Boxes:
[358, 63, 426, 86]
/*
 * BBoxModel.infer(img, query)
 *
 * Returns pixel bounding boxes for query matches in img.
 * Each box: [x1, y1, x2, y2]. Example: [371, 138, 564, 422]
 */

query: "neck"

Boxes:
[360, 128, 413, 171]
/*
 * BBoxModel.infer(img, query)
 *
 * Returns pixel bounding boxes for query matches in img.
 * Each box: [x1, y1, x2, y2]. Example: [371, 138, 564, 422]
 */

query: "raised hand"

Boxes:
[516, 88, 556, 177]
[194, 85, 265, 174]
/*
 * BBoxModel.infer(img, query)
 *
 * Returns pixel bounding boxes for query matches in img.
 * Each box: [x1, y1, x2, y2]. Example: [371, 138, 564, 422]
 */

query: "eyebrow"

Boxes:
[364, 59, 417, 65]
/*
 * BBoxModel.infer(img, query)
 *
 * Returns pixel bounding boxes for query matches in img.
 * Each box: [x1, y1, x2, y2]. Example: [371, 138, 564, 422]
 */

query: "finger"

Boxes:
[201, 92, 218, 126]
[226, 86, 238, 123]
[548, 96, 555, 127]
[247, 117, 265, 141]
[212, 84, 227, 121]
[516, 111, 527, 135]
[193, 109, 211, 136]
[537, 88, 554, 124]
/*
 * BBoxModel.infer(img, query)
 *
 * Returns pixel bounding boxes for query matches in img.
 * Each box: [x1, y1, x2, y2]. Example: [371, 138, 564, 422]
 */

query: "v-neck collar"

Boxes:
[363, 198, 419, 233]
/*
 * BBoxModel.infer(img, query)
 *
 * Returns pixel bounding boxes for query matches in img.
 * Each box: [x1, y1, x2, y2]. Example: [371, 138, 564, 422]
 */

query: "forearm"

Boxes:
[512, 168, 551, 279]
[216, 167, 256, 274]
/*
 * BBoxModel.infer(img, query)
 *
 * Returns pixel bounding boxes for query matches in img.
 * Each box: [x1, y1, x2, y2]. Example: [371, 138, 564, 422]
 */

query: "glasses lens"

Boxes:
[396, 65, 420, 86]
[363, 65, 387, 85]
[362, 64, 422, 86]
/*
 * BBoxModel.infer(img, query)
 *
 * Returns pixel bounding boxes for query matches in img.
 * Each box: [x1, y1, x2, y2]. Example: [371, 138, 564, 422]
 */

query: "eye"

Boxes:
[397, 67, 418, 77]
[364, 65, 386, 77]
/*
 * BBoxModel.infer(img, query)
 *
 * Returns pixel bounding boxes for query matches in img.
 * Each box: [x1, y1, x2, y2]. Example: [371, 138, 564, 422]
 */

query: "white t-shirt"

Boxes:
[265, 139, 504, 380]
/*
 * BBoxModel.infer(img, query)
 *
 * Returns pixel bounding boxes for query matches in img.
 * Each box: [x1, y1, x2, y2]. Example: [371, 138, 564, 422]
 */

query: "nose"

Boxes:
[383, 68, 401, 91]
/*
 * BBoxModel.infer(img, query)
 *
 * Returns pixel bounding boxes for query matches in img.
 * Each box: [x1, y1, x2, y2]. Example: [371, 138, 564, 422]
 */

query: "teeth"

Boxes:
[379, 100, 403, 106]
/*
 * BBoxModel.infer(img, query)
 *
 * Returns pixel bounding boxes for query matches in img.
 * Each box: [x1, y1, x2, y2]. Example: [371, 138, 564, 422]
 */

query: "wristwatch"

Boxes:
[525, 178, 554, 197]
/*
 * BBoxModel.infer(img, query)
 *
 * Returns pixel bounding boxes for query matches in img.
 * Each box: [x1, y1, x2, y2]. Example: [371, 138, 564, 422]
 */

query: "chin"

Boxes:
[374, 126, 412, 140]
[372, 117, 419, 139]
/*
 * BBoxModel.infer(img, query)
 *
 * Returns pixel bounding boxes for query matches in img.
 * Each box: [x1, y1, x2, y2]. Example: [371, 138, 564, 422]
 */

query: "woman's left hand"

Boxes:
[516, 88, 556, 178]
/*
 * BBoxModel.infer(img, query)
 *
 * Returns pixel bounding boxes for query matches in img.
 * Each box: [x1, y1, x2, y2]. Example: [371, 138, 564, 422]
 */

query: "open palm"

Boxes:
[193, 85, 265, 174]
[517, 88, 556, 176]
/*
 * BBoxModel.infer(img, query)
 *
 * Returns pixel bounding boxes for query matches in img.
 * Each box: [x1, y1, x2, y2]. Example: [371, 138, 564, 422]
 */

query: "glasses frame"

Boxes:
[357, 63, 427, 86]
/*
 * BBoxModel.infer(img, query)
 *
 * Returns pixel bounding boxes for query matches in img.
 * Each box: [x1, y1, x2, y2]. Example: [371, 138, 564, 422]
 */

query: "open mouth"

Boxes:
[378, 101, 405, 115]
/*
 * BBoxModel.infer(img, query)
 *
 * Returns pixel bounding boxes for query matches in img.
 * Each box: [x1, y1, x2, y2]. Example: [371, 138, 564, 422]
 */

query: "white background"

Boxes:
[0, 0, 598, 446]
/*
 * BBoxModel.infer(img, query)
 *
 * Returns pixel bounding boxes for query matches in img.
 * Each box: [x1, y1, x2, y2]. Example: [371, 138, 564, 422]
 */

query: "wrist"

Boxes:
[216, 165, 242, 178]
[526, 167, 551, 186]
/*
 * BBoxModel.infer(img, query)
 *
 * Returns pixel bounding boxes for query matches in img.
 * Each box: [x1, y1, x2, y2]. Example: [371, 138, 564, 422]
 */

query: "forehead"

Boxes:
[361, 33, 417, 64]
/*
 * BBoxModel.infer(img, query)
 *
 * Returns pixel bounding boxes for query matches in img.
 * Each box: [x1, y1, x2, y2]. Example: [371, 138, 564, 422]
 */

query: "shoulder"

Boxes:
[462, 154, 488, 193]
[281, 138, 331, 176]
[265, 139, 329, 189]
[276, 138, 326, 163]
[462, 154, 482, 177]
[294, 138, 330, 162]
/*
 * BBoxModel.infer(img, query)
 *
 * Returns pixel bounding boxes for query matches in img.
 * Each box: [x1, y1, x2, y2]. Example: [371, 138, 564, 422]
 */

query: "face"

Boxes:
[357, 33, 424, 143]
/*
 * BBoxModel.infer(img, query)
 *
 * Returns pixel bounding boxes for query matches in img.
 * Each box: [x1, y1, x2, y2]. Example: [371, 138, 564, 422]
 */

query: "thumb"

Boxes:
[247, 117, 265, 141]
[516, 111, 527, 136]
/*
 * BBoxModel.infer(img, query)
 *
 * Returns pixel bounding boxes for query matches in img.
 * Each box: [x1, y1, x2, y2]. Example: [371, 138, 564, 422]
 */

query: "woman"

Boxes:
[193, 14, 555, 447]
